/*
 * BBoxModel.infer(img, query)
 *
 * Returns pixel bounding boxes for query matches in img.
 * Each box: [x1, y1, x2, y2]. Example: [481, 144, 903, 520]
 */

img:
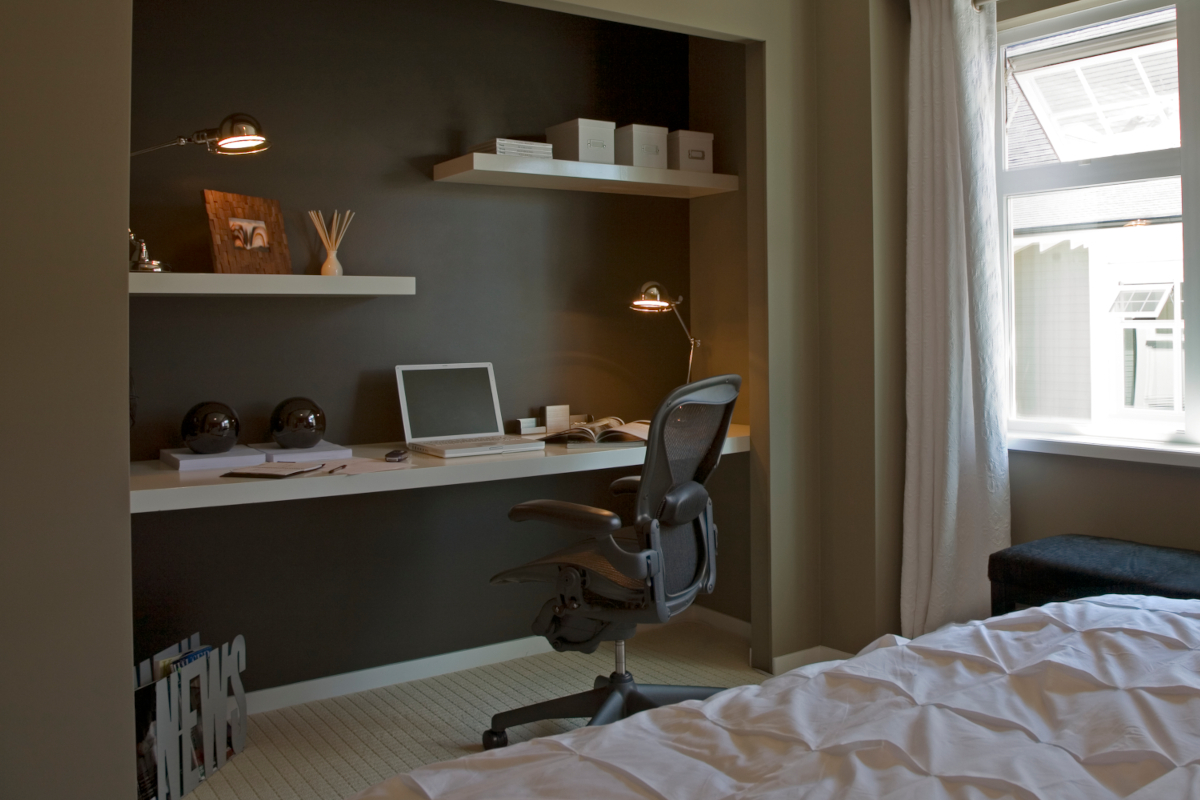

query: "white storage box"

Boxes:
[545, 118, 615, 164]
[668, 130, 714, 173]
[616, 124, 668, 169]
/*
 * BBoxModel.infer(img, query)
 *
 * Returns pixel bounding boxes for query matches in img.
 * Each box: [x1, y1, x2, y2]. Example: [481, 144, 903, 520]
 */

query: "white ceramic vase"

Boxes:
[320, 249, 342, 276]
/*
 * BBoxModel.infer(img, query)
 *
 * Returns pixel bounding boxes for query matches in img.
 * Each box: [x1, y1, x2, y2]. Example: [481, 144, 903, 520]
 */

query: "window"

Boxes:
[997, 0, 1198, 444]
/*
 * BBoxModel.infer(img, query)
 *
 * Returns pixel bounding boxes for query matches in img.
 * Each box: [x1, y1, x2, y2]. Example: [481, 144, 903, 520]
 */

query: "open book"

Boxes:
[538, 417, 651, 448]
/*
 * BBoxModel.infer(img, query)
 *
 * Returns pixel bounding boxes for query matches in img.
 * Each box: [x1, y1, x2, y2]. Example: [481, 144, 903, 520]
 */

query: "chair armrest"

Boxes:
[610, 476, 640, 495]
[509, 500, 622, 533]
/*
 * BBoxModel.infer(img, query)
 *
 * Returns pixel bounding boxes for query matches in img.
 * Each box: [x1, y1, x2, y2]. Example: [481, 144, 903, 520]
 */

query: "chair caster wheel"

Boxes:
[482, 729, 508, 750]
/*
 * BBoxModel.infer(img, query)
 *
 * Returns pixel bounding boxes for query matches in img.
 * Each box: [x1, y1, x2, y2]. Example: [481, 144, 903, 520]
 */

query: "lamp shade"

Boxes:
[211, 113, 270, 154]
[631, 281, 677, 312]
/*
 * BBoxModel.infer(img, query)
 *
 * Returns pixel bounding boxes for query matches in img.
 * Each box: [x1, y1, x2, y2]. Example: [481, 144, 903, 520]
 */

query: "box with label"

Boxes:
[545, 118, 616, 164]
[615, 124, 668, 169]
[668, 130, 714, 173]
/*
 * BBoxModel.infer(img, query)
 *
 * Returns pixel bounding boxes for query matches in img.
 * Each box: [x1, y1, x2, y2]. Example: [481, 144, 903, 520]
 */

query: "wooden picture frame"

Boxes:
[203, 189, 293, 274]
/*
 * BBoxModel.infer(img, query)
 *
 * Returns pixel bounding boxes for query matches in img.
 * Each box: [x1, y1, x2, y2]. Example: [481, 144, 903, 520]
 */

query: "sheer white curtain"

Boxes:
[902, 0, 1010, 637]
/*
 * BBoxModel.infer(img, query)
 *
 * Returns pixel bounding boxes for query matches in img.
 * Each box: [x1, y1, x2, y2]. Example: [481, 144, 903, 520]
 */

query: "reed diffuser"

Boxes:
[308, 209, 355, 276]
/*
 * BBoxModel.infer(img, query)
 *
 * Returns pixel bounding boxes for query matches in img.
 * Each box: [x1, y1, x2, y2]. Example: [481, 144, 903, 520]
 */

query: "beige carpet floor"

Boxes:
[191, 622, 766, 800]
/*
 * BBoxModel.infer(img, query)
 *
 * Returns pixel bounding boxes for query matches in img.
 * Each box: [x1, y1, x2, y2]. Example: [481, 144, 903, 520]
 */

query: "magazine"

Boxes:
[537, 417, 651, 448]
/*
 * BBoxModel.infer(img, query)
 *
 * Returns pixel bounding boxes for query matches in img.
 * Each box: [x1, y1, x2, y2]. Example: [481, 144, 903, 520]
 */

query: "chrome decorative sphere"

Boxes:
[270, 397, 326, 449]
[181, 402, 241, 454]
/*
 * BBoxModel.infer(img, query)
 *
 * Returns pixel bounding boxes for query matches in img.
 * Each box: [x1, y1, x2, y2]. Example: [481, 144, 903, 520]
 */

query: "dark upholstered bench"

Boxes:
[988, 534, 1200, 616]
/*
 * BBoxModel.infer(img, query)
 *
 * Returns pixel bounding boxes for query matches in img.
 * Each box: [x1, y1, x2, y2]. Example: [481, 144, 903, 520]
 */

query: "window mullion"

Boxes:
[999, 147, 1182, 196]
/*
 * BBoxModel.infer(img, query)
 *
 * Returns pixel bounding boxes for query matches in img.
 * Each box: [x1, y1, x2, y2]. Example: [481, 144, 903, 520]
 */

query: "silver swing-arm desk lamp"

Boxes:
[130, 113, 271, 157]
[631, 281, 699, 383]
[128, 113, 271, 271]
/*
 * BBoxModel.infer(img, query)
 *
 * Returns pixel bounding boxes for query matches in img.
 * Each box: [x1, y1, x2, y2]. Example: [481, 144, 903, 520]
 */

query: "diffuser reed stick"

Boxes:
[308, 209, 355, 276]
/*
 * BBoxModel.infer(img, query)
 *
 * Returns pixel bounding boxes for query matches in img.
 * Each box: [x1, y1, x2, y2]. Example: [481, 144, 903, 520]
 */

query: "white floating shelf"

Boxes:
[130, 425, 750, 513]
[433, 153, 739, 198]
[129, 273, 416, 297]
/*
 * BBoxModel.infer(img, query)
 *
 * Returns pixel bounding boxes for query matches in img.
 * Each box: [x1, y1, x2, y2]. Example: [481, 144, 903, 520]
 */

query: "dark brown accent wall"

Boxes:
[129, 0, 751, 689]
[129, 0, 692, 459]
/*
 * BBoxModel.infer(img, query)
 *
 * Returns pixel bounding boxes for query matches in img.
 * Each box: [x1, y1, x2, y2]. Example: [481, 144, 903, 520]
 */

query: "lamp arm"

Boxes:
[131, 136, 193, 157]
[671, 304, 699, 383]
[671, 304, 693, 342]
[130, 129, 217, 157]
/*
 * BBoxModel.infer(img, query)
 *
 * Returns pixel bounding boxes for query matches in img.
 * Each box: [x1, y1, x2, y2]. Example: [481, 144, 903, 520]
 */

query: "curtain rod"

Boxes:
[973, 0, 1007, 9]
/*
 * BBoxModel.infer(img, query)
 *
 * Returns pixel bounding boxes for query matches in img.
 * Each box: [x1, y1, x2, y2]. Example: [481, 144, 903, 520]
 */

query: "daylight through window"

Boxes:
[999, 2, 1193, 442]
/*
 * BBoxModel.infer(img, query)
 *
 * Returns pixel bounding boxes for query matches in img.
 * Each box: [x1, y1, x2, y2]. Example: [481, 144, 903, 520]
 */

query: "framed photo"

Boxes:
[203, 189, 292, 274]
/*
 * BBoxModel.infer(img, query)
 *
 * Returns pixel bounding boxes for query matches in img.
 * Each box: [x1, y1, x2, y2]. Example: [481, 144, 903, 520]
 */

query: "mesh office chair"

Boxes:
[482, 374, 741, 749]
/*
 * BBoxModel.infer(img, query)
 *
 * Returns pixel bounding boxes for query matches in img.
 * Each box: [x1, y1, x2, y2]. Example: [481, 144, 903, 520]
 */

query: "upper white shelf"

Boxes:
[129, 273, 416, 297]
[433, 153, 739, 199]
[130, 424, 750, 513]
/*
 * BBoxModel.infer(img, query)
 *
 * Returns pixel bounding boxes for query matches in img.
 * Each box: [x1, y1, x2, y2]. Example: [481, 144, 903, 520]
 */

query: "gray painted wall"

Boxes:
[1011, 451, 1200, 550]
[687, 36, 751, 623]
[129, 0, 752, 688]
[0, 1, 136, 796]
[815, 0, 908, 654]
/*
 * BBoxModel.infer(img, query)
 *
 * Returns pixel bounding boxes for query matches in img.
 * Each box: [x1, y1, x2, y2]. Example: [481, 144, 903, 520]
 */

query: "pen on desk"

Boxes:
[329, 463, 348, 474]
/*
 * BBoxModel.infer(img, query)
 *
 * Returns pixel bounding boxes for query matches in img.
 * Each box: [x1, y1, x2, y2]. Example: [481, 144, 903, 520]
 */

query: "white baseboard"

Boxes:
[246, 636, 553, 715]
[247, 606, 755, 715]
[768, 645, 853, 676]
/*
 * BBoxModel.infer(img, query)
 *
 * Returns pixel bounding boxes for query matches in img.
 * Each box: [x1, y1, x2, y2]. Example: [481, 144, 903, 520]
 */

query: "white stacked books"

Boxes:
[250, 439, 354, 462]
[160, 445, 266, 471]
[470, 138, 553, 159]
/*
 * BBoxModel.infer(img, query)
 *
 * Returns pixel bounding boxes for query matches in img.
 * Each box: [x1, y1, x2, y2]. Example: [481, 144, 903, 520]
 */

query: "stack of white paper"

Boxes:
[160, 445, 266, 471]
[250, 440, 354, 462]
[470, 138, 553, 158]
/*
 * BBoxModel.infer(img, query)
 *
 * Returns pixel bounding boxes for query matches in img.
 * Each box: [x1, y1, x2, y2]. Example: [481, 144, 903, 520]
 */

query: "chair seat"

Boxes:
[491, 533, 644, 590]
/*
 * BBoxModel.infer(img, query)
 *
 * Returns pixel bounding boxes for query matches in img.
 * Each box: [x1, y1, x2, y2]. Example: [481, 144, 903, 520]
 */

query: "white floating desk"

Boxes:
[130, 425, 750, 514]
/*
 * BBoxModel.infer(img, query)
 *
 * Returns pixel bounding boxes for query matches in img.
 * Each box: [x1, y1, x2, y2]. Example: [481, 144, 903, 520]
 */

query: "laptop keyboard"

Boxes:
[442, 435, 529, 445]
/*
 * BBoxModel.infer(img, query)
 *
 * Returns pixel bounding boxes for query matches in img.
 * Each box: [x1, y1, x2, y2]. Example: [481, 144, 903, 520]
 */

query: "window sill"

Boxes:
[1008, 432, 1200, 470]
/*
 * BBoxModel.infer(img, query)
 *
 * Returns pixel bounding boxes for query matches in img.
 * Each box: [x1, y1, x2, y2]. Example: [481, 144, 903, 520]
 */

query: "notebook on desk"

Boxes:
[395, 362, 545, 458]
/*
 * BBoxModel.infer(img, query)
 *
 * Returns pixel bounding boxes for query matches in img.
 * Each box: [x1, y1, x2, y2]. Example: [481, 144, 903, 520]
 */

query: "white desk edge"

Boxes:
[130, 425, 751, 514]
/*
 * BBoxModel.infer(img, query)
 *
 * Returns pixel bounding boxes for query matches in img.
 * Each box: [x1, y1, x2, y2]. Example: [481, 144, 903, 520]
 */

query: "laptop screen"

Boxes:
[398, 365, 502, 439]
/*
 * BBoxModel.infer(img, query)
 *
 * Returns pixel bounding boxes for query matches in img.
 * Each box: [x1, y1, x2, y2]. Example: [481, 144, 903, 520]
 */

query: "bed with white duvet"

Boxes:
[351, 595, 1200, 799]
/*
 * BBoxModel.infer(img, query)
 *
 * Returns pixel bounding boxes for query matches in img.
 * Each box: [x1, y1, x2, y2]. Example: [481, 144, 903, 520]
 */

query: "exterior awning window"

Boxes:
[1109, 283, 1173, 319]
[1008, 10, 1179, 163]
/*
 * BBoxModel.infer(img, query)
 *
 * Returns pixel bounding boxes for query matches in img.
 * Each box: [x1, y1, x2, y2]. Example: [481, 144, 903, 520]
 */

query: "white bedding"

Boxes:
[351, 595, 1200, 799]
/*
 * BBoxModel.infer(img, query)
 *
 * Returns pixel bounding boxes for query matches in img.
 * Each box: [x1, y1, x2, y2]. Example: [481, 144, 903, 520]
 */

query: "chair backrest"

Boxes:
[635, 374, 740, 613]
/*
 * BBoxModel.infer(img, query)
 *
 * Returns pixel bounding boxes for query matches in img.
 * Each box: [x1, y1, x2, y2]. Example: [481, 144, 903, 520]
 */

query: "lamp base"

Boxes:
[130, 260, 169, 273]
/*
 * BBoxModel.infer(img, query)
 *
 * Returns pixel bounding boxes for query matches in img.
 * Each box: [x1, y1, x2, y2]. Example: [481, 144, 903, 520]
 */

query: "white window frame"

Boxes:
[997, 0, 1200, 465]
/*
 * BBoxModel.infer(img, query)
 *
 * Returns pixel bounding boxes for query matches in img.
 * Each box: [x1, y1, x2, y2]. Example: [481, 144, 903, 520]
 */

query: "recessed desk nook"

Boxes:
[127, 0, 752, 724]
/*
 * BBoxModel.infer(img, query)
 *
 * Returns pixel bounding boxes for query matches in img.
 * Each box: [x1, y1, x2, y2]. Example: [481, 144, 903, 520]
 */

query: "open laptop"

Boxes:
[395, 363, 545, 458]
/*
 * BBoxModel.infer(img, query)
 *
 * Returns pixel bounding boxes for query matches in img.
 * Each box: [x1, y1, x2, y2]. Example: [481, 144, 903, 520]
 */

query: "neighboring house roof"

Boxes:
[1010, 177, 1181, 230]
[1006, 73, 1058, 168]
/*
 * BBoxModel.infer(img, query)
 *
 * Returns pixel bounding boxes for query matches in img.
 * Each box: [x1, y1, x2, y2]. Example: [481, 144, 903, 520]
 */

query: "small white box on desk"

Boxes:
[545, 118, 615, 164]
[160, 445, 266, 471]
[616, 124, 668, 169]
[250, 440, 353, 462]
[668, 130, 714, 173]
